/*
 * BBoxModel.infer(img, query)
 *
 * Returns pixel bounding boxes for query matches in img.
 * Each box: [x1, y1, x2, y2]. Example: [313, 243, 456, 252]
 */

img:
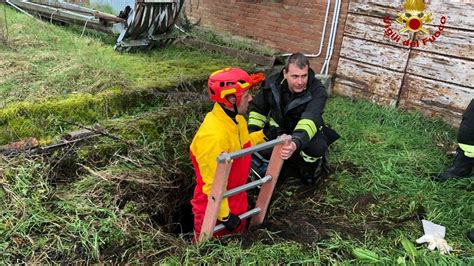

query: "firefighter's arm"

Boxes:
[248, 89, 270, 133]
[193, 134, 231, 220]
[292, 85, 327, 148]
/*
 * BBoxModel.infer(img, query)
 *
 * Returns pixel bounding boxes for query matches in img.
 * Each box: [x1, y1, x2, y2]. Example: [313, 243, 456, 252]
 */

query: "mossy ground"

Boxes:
[0, 6, 252, 145]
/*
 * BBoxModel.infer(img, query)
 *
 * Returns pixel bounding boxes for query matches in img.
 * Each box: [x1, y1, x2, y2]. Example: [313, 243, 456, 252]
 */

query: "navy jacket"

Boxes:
[248, 68, 328, 149]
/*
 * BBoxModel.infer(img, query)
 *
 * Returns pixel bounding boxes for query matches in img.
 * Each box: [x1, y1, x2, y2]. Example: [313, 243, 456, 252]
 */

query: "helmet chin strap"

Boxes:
[233, 102, 238, 114]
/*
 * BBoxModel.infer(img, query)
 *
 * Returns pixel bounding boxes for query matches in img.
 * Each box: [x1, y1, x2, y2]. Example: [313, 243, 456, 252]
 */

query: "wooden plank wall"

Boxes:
[334, 0, 474, 126]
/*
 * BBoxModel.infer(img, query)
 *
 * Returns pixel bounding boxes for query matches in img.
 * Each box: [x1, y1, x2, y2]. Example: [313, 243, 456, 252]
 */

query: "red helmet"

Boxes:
[208, 68, 264, 109]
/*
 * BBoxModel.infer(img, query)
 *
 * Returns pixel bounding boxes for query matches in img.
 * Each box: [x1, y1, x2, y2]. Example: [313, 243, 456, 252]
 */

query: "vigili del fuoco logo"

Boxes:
[384, 0, 446, 47]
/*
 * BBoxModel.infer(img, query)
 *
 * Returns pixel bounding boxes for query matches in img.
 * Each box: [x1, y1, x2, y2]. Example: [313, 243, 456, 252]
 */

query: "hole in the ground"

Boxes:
[168, 201, 194, 236]
[46, 151, 84, 184]
[33, 85, 208, 239]
[110, 170, 196, 237]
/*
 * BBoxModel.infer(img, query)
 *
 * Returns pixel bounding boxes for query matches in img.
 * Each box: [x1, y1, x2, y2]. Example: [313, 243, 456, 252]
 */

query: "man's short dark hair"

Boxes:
[284, 53, 310, 71]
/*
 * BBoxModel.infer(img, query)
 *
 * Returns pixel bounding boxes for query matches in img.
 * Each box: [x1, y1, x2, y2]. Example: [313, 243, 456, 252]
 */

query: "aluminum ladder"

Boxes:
[198, 135, 291, 243]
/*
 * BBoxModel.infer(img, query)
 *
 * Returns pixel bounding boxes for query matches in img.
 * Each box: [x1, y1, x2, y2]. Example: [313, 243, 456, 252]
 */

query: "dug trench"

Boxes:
[7, 87, 427, 262]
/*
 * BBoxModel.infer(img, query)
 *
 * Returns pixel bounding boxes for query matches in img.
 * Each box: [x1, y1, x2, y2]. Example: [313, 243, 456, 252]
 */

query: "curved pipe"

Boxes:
[281, 0, 331, 58]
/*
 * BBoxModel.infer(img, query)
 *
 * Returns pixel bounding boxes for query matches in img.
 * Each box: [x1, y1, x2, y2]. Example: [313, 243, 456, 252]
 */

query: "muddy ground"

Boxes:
[238, 161, 426, 247]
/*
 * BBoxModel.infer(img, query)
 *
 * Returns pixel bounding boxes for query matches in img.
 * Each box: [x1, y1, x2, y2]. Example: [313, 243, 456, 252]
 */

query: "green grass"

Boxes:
[0, 9, 241, 106]
[319, 98, 473, 263]
[1, 96, 472, 264]
[85, 3, 115, 15]
[0, 7, 249, 105]
[0, 6, 253, 145]
[0, 6, 472, 265]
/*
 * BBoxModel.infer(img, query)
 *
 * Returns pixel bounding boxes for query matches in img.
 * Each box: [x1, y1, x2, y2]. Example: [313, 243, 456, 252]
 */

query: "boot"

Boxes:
[431, 148, 474, 181]
[300, 160, 322, 185]
[277, 163, 299, 186]
[468, 229, 474, 243]
[321, 149, 331, 176]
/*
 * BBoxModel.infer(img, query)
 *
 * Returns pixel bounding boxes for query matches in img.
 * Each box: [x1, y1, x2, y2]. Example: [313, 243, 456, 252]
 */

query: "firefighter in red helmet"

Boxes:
[190, 68, 266, 241]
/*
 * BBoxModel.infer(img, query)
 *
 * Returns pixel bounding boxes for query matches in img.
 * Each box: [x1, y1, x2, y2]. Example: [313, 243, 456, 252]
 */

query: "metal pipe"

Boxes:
[320, 0, 341, 75]
[223, 175, 272, 198]
[281, 0, 331, 58]
[326, 0, 342, 75]
[6, 0, 34, 18]
[217, 137, 285, 163]
[213, 208, 261, 233]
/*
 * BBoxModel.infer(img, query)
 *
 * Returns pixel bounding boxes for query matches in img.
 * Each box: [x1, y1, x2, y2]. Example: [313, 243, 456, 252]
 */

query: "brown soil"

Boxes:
[240, 161, 394, 247]
[334, 160, 365, 178]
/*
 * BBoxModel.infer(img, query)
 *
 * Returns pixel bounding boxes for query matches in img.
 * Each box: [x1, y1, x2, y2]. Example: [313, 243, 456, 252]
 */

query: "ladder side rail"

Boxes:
[250, 135, 291, 226]
[199, 134, 291, 242]
[198, 159, 232, 243]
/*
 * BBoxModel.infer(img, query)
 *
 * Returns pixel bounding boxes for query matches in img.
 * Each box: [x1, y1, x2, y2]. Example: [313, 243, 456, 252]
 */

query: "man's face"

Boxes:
[236, 90, 253, 115]
[283, 64, 309, 94]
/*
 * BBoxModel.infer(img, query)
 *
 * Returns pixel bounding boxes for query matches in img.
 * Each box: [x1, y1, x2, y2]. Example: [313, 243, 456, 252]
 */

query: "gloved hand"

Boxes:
[416, 234, 452, 255]
[263, 124, 279, 141]
[221, 213, 241, 231]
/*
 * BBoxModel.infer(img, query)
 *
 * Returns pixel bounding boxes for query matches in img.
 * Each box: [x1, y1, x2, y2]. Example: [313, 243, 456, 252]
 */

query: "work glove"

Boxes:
[416, 220, 453, 255]
[221, 213, 241, 231]
[263, 124, 279, 141]
[416, 234, 452, 255]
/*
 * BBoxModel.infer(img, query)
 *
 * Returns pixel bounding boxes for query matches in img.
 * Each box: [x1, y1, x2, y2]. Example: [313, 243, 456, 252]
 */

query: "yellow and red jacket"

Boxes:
[190, 103, 265, 236]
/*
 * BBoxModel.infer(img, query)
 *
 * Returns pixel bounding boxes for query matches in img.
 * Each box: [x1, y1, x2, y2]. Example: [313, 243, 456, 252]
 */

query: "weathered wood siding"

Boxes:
[334, 0, 474, 126]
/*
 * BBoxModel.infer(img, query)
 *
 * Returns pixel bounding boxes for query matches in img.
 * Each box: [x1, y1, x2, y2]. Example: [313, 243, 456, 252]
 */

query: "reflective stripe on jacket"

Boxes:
[249, 68, 327, 148]
[458, 99, 474, 157]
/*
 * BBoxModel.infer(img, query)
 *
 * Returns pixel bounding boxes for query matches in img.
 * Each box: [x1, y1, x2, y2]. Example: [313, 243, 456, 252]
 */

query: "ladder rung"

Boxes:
[223, 175, 272, 198]
[213, 208, 261, 233]
[217, 137, 285, 163]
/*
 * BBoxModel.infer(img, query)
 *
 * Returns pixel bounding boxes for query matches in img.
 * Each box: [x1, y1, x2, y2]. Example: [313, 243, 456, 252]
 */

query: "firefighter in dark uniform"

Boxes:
[432, 99, 474, 181]
[431, 99, 474, 243]
[248, 53, 339, 185]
